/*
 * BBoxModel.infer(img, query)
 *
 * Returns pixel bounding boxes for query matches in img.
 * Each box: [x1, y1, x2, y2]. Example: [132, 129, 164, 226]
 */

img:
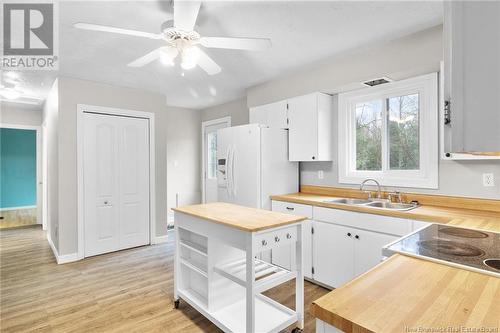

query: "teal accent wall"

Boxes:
[0, 128, 37, 209]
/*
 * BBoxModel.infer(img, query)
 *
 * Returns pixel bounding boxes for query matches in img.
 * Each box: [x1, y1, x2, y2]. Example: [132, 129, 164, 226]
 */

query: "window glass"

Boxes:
[387, 94, 420, 170]
[355, 100, 382, 171]
[207, 131, 217, 179]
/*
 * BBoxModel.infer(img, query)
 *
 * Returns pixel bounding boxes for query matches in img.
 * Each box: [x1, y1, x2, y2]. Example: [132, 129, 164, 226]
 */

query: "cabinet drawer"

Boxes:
[272, 200, 313, 219]
[255, 225, 297, 252]
[313, 206, 412, 236]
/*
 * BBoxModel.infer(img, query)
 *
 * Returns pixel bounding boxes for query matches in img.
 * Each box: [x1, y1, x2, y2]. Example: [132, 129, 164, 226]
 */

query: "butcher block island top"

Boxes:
[311, 254, 500, 333]
[172, 202, 307, 232]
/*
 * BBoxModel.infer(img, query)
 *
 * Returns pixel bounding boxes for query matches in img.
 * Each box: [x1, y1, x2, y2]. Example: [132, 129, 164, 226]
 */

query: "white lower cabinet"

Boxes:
[352, 228, 398, 278]
[271, 200, 413, 289]
[271, 201, 313, 279]
[313, 221, 354, 288]
[316, 319, 343, 333]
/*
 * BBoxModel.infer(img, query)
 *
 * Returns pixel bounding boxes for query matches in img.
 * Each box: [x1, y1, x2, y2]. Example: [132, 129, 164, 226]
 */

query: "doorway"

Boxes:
[0, 124, 41, 230]
[77, 105, 155, 258]
[201, 117, 231, 203]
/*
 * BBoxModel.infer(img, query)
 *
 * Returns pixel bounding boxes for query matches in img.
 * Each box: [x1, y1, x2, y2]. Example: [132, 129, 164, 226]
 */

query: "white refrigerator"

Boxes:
[216, 124, 298, 210]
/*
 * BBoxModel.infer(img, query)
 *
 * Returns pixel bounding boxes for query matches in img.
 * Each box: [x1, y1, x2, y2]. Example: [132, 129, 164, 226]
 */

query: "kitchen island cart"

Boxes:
[173, 202, 307, 333]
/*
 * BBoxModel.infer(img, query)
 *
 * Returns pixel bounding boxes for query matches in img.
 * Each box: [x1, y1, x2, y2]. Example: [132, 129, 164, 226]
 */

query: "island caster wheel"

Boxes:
[291, 328, 303, 333]
[174, 299, 180, 309]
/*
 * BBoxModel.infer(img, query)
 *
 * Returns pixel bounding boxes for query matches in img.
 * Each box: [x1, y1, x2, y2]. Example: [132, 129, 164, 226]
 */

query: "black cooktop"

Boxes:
[383, 224, 500, 277]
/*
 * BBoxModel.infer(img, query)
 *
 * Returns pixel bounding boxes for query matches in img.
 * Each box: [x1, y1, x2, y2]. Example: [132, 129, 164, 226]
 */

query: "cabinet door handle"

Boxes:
[275, 236, 280, 242]
[286, 233, 292, 239]
[262, 240, 267, 246]
[355, 235, 360, 240]
[286, 207, 294, 211]
[347, 232, 352, 237]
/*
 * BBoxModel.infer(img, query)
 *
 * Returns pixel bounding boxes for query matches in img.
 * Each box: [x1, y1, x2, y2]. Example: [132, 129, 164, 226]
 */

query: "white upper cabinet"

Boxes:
[442, 1, 500, 158]
[249, 100, 288, 129]
[288, 92, 333, 161]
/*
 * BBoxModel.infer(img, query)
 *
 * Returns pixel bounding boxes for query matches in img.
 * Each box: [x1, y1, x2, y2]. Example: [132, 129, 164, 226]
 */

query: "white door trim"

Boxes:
[201, 116, 231, 203]
[76, 104, 156, 260]
[0, 123, 42, 228]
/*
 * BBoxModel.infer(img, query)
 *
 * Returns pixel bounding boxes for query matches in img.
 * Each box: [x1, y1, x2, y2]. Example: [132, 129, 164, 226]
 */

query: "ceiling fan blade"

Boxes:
[174, 1, 201, 31]
[195, 47, 221, 75]
[74, 23, 162, 40]
[199, 37, 272, 51]
[127, 48, 164, 67]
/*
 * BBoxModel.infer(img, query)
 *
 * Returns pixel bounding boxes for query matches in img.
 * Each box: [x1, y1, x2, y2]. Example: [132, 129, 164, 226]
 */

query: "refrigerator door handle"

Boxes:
[225, 147, 231, 197]
[231, 145, 236, 197]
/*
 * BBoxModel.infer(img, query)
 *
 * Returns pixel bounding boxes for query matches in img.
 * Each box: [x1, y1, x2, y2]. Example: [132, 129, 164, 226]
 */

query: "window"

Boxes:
[207, 131, 217, 179]
[338, 73, 438, 188]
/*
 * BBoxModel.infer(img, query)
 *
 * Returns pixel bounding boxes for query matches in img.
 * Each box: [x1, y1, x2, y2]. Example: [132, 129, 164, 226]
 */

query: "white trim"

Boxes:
[76, 104, 156, 261]
[201, 116, 231, 203]
[152, 232, 171, 245]
[338, 73, 439, 189]
[0, 205, 36, 211]
[0, 123, 42, 225]
[47, 233, 79, 264]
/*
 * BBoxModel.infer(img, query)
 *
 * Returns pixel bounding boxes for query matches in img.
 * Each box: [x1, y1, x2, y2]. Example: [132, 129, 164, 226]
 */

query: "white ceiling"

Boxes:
[4, 1, 443, 110]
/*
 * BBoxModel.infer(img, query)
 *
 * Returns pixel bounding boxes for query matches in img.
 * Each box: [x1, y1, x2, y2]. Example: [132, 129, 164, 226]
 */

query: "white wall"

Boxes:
[166, 107, 201, 225]
[0, 103, 43, 126]
[210, 25, 499, 199]
[201, 97, 248, 126]
[42, 79, 59, 250]
[54, 77, 199, 255]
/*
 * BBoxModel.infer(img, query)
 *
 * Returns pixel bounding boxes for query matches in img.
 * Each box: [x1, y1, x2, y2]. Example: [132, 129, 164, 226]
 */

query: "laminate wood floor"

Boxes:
[0, 208, 37, 230]
[0, 226, 329, 333]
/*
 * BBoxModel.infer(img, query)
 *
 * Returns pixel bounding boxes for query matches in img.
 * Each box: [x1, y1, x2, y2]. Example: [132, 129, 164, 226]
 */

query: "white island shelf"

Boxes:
[173, 202, 307, 333]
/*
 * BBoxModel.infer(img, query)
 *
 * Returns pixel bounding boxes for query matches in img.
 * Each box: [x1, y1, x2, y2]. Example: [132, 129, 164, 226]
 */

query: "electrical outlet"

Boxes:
[483, 173, 495, 187]
[318, 170, 324, 179]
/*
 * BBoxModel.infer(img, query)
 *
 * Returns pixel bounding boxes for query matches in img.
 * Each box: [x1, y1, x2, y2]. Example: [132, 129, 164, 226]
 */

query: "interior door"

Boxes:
[313, 221, 354, 288]
[204, 120, 229, 203]
[117, 116, 150, 250]
[83, 112, 150, 257]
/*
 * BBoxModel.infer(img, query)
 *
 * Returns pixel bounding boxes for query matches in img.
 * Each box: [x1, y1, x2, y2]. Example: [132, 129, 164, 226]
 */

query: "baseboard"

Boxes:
[0, 205, 36, 211]
[152, 233, 170, 244]
[46, 233, 79, 264]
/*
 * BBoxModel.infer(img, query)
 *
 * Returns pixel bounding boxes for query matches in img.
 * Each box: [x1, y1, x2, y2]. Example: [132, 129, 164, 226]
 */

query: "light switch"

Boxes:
[318, 170, 324, 179]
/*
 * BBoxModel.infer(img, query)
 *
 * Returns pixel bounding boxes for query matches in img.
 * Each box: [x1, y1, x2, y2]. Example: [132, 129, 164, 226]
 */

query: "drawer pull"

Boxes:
[286, 233, 292, 239]
[286, 207, 294, 211]
[355, 235, 360, 240]
[347, 232, 352, 237]
[261, 240, 267, 246]
[275, 236, 280, 242]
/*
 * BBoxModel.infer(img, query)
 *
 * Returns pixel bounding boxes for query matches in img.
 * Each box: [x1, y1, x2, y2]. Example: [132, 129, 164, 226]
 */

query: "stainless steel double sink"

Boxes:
[322, 198, 418, 211]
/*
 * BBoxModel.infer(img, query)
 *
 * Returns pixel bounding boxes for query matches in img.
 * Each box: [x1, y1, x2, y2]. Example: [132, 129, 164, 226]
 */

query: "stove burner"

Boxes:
[418, 240, 485, 257]
[483, 259, 500, 271]
[439, 227, 489, 239]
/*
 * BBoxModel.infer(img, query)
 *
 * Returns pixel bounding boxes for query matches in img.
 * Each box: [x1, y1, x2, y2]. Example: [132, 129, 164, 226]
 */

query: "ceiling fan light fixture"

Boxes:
[160, 47, 179, 66]
[181, 46, 199, 70]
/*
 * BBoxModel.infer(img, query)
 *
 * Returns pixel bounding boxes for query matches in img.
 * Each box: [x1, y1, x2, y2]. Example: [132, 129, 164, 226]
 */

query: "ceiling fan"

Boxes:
[74, 1, 272, 75]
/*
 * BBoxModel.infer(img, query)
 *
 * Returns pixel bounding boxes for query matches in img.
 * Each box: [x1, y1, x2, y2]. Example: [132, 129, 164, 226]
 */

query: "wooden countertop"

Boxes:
[311, 254, 500, 333]
[271, 191, 500, 332]
[271, 192, 500, 232]
[172, 202, 306, 232]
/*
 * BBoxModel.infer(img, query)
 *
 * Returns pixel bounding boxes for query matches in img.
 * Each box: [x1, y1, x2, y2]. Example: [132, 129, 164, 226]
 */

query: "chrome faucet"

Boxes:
[359, 179, 382, 199]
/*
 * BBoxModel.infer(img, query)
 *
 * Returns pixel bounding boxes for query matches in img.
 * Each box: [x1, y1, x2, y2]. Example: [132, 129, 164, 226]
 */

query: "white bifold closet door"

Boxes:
[83, 112, 150, 257]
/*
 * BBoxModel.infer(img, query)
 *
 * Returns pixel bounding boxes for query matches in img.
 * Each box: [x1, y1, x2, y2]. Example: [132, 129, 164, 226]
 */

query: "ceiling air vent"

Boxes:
[362, 77, 393, 87]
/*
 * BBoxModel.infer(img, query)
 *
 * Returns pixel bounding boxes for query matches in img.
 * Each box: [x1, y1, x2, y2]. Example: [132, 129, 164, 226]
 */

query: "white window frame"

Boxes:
[338, 73, 438, 189]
